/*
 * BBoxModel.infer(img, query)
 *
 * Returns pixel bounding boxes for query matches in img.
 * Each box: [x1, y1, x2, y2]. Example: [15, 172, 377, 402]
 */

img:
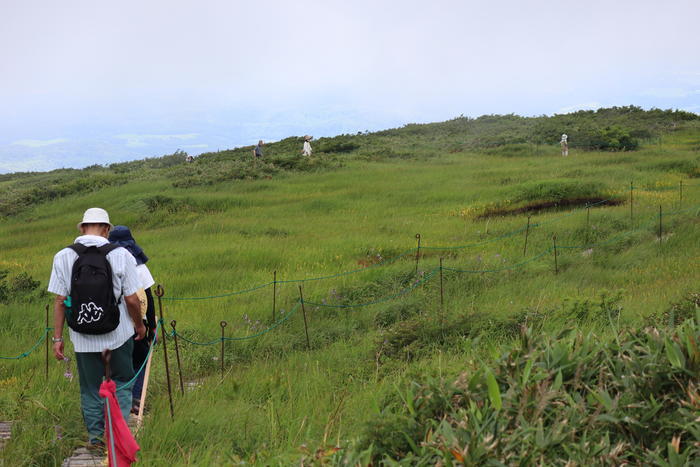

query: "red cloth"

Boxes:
[99, 380, 140, 466]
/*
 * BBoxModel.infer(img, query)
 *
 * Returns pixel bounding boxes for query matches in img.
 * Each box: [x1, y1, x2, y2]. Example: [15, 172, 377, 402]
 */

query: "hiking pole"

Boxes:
[552, 235, 559, 275]
[171, 320, 184, 395]
[45, 303, 49, 381]
[523, 215, 531, 256]
[155, 285, 175, 419]
[136, 345, 154, 431]
[585, 203, 591, 244]
[415, 234, 421, 274]
[101, 349, 118, 467]
[298, 286, 311, 350]
[220, 321, 227, 382]
[272, 271, 277, 323]
[102, 349, 111, 381]
[439, 257, 445, 328]
[630, 181, 634, 227]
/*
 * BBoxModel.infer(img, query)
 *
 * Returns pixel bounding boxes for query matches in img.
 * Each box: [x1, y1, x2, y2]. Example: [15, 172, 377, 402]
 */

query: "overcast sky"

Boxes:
[1, 0, 699, 173]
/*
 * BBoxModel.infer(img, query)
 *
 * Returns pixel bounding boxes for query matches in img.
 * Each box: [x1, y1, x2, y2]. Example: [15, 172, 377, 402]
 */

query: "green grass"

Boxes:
[0, 113, 699, 465]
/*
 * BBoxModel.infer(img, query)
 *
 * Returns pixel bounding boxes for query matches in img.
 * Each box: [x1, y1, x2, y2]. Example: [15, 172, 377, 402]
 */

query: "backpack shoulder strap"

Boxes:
[97, 243, 121, 256]
[67, 244, 88, 255]
[97, 243, 123, 303]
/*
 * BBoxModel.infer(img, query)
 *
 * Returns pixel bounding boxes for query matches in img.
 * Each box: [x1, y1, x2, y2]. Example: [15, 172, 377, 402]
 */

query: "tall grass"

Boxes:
[0, 122, 699, 465]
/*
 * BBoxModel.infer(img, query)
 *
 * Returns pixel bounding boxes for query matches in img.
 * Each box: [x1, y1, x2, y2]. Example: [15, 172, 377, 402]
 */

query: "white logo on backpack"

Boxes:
[77, 302, 104, 324]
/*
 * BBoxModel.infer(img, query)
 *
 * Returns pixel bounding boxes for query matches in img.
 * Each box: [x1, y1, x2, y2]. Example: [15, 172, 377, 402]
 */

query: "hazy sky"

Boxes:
[1, 0, 699, 173]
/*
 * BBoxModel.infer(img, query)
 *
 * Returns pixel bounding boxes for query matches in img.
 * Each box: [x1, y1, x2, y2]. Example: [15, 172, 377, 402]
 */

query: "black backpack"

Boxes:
[66, 243, 122, 335]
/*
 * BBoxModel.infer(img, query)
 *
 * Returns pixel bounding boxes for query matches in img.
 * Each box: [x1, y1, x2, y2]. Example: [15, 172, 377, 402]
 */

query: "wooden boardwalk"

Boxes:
[185, 379, 202, 392]
[61, 415, 138, 467]
[61, 446, 107, 467]
[0, 421, 12, 451]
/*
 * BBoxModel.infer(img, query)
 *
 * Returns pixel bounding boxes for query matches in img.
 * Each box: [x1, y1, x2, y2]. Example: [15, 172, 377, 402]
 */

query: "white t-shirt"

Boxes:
[136, 264, 155, 289]
[48, 235, 140, 352]
[303, 141, 312, 156]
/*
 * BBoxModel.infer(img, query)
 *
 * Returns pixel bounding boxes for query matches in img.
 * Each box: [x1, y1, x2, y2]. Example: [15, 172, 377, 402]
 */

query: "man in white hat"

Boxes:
[302, 135, 313, 157]
[560, 133, 569, 157]
[48, 207, 145, 450]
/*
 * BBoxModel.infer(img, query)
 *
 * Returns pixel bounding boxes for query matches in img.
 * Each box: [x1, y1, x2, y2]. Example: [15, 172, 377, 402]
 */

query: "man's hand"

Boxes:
[134, 321, 147, 341]
[52, 295, 66, 360]
[53, 340, 65, 360]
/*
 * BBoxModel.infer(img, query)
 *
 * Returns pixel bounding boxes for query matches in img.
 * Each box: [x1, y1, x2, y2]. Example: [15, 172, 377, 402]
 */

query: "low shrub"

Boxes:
[647, 292, 700, 327]
[351, 317, 700, 465]
[374, 301, 422, 328]
[514, 180, 607, 203]
[317, 137, 360, 154]
[0, 270, 44, 304]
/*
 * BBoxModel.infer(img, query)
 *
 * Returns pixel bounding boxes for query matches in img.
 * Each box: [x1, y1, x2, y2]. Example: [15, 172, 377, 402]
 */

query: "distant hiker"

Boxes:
[302, 135, 313, 157]
[108, 225, 156, 415]
[560, 134, 569, 157]
[48, 208, 145, 451]
[185, 154, 194, 163]
[254, 140, 264, 159]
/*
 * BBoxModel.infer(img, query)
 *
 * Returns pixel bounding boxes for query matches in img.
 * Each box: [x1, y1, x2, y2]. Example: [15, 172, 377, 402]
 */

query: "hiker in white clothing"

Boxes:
[560, 134, 569, 157]
[302, 135, 313, 157]
[48, 208, 144, 451]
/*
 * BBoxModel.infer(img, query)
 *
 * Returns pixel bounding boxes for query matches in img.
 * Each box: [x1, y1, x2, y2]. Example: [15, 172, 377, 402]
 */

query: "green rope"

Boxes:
[557, 202, 700, 249]
[533, 198, 612, 228]
[172, 303, 300, 346]
[162, 196, 619, 300]
[276, 248, 417, 283]
[0, 327, 52, 360]
[163, 282, 273, 301]
[224, 303, 300, 341]
[303, 267, 439, 308]
[443, 248, 553, 273]
[116, 319, 161, 391]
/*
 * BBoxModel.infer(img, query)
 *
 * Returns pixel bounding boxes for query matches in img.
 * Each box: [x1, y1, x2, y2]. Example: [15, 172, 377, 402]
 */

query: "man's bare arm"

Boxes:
[53, 295, 66, 360]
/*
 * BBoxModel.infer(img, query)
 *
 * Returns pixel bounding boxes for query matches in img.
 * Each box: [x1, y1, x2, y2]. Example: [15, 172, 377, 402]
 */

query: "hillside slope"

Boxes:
[1, 108, 699, 465]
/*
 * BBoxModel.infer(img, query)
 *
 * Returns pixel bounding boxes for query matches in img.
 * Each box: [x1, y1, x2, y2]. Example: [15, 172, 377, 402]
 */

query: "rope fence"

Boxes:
[171, 302, 301, 346]
[161, 180, 698, 301]
[162, 194, 629, 300]
[116, 319, 161, 391]
[3, 185, 697, 360]
[1, 181, 698, 423]
[0, 327, 52, 360]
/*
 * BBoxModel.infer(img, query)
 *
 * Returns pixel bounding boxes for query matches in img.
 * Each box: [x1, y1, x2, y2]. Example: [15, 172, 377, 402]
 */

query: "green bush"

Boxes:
[349, 317, 700, 465]
[374, 301, 422, 328]
[513, 180, 608, 203]
[648, 292, 700, 327]
[596, 125, 639, 150]
[317, 136, 360, 154]
[0, 271, 43, 304]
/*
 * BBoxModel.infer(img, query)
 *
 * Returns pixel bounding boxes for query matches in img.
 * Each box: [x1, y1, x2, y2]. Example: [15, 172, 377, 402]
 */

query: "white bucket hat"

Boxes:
[77, 207, 112, 231]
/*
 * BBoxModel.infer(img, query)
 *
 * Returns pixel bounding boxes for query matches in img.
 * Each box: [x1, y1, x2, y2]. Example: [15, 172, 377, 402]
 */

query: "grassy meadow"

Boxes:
[1, 110, 699, 465]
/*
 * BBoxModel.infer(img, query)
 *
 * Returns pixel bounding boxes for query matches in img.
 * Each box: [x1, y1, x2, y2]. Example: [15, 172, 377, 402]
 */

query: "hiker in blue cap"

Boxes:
[109, 226, 156, 414]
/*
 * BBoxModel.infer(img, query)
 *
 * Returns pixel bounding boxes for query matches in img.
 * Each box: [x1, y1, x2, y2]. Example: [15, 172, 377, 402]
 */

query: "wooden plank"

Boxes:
[185, 379, 202, 391]
[0, 421, 13, 450]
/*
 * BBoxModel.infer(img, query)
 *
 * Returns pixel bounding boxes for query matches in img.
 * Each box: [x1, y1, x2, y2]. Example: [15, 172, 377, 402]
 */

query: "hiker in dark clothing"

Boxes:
[254, 140, 264, 158]
[109, 226, 156, 415]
